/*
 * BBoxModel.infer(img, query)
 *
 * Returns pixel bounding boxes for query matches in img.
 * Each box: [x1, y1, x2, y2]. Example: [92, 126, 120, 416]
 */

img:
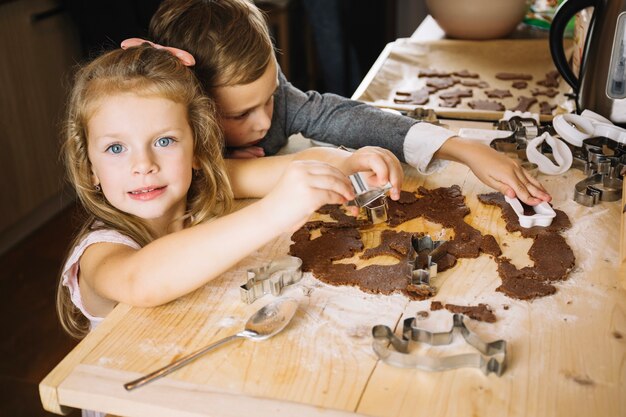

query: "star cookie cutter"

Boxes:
[240, 256, 303, 304]
[504, 195, 556, 228]
[372, 314, 507, 376]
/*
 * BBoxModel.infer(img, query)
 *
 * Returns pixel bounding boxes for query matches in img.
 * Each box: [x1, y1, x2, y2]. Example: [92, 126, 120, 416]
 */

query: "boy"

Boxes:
[148, 0, 550, 205]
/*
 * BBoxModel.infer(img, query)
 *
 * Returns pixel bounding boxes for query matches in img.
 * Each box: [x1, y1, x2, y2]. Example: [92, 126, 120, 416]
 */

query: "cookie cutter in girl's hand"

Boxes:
[372, 313, 507, 376]
[348, 172, 392, 224]
[240, 256, 303, 304]
[504, 195, 556, 228]
[553, 110, 626, 147]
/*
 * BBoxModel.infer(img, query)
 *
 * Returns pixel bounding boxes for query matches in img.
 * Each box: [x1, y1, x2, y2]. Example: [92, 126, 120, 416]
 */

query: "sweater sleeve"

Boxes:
[262, 68, 457, 170]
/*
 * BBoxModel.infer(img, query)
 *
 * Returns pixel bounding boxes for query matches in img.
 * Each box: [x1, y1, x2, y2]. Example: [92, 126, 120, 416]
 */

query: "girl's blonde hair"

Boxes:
[58, 44, 233, 338]
[149, 0, 275, 92]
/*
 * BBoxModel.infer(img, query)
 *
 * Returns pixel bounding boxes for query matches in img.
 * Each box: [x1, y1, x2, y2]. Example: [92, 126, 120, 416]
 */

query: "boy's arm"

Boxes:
[262, 68, 455, 172]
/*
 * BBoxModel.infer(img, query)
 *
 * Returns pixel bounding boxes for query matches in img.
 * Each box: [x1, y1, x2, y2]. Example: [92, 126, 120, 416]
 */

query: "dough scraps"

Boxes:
[430, 301, 497, 322]
[289, 186, 574, 302]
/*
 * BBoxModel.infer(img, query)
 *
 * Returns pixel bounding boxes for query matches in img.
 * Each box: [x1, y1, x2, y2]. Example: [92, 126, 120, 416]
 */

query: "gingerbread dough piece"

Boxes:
[440, 97, 462, 107]
[495, 271, 557, 299]
[496, 72, 533, 80]
[439, 88, 473, 100]
[431, 301, 444, 310]
[426, 77, 458, 90]
[539, 101, 557, 115]
[512, 81, 528, 89]
[461, 79, 489, 88]
[480, 234, 502, 257]
[361, 230, 415, 260]
[531, 88, 559, 98]
[468, 100, 505, 111]
[443, 303, 497, 322]
[418, 68, 452, 78]
[537, 70, 560, 88]
[485, 89, 513, 99]
[453, 69, 479, 78]
[439, 88, 473, 107]
[510, 96, 538, 112]
[394, 87, 431, 105]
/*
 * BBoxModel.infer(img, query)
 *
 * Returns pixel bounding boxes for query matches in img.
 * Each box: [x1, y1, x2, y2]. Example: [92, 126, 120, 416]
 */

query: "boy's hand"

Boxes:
[443, 139, 551, 205]
[339, 146, 404, 201]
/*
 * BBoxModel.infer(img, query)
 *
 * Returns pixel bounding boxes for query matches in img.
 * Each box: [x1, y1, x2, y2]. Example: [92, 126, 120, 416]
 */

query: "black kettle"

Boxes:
[550, 0, 626, 125]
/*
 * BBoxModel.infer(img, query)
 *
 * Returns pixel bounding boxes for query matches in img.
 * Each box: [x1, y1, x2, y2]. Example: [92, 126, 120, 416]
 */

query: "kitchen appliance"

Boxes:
[550, 0, 626, 126]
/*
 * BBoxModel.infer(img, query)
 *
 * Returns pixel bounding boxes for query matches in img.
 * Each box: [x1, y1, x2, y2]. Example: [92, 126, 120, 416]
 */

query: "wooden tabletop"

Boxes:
[39, 126, 626, 417]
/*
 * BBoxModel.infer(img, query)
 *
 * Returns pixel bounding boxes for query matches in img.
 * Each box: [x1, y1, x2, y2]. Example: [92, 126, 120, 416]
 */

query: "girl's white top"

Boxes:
[61, 229, 140, 330]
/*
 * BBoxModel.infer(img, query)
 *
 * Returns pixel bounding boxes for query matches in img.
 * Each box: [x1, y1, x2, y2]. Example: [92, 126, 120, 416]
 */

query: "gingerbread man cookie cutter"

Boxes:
[240, 256, 303, 304]
[372, 313, 507, 376]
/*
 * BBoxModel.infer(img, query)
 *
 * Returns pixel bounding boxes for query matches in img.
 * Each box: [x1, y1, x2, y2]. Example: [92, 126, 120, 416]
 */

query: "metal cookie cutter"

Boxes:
[571, 136, 625, 206]
[372, 314, 507, 376]
[408, 235, 446, 288]
[492, 115, 549, 159]
[573, 173, 624, 206]
[348, 172, 392, 224]
[504, 195, 556, 228]
[240, 256, 303, 304]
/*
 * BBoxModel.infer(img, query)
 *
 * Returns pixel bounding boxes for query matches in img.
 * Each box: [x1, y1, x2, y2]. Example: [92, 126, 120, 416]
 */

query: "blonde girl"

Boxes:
[57, 43, 403, 339]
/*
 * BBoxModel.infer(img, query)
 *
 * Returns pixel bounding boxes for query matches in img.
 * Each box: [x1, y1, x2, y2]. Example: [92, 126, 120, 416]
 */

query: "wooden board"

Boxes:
[621, 183, 626, 289]
[351, 38, 574, 122]
[40, 152, 626, 417]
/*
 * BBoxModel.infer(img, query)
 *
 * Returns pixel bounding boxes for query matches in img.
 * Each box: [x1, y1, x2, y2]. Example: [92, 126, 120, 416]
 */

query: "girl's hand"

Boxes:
[338, 146, 404, 201]
[443, 139, 551, 205]
[264, 160, 356, 230]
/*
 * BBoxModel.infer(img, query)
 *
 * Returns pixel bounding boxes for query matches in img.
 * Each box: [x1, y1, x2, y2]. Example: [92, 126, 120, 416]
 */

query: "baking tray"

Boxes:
[352, 38, 575, 122]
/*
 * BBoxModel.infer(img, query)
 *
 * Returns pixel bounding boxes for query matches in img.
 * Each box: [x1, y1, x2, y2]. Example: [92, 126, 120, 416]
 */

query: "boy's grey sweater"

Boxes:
[259, 69, 418, 163]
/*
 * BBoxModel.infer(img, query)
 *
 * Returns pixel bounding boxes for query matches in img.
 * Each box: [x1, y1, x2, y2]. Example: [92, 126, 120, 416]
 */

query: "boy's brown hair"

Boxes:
[149, 0, 275, 93]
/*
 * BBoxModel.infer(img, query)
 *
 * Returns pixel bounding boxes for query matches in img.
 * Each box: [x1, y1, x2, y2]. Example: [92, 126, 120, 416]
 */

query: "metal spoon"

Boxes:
[124, 297, 298, 391]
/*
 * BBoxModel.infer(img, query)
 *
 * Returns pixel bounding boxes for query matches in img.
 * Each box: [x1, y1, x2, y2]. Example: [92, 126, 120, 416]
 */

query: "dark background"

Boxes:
[62, 0, 398, 96]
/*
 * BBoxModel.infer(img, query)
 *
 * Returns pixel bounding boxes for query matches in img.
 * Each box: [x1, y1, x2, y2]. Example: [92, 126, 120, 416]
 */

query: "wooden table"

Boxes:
[39, 122, 626, 416]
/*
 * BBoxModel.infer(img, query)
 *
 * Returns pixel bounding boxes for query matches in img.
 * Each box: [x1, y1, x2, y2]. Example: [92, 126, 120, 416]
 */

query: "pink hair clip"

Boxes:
[120, 38, 196, 67]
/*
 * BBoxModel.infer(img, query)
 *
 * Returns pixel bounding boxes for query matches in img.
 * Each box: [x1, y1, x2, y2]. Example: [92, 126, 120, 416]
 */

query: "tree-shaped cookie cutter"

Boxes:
[239, 256, 303, 304]
[408, 235, 446, 288]
[372, 314, 507, 376]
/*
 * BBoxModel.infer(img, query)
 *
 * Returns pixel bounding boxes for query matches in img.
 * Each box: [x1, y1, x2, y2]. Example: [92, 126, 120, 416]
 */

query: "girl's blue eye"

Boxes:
[156, 137, 174, 147]
[107, 144, 124, 154]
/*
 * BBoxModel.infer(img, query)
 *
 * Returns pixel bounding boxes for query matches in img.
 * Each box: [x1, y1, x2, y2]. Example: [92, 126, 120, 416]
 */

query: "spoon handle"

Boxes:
[124, 334, 242, 391]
